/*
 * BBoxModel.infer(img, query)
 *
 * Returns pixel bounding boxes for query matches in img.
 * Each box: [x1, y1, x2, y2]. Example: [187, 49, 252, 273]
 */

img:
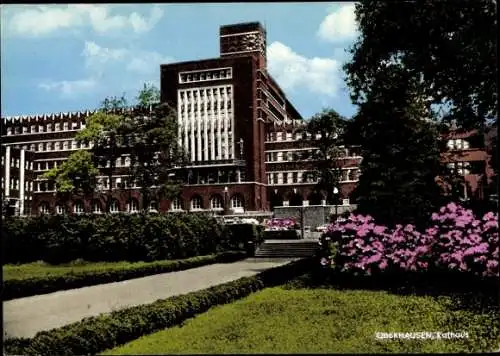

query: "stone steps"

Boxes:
[255, 240, 319, 258]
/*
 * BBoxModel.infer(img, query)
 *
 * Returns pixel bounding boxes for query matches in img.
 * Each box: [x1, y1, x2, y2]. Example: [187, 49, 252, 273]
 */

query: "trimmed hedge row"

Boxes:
[2, 214, 263, 264]
[264, 230, 301, 240]
[4, 258, 313, 356]
[2, 251, 247, 301]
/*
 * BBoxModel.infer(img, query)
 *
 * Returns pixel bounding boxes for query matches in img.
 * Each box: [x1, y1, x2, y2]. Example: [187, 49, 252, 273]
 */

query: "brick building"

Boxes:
[0, 22, 495, 216]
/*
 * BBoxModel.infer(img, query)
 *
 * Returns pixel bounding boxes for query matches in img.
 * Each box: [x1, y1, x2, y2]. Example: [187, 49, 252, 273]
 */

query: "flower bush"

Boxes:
[319, 202, 499, 278]
[265, 218, 297, 231]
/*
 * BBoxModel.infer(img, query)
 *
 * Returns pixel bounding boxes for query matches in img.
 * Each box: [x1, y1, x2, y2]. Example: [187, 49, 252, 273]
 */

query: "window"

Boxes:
[231, 195, 244, 209]
[276, 132, 283, 141]
[114, 177, 122, 189]
[191, 196, 202, 210]
[30, 144, 36, 151]
[63, 141, 69, 150]
[90, 201, 101, 214]
[277, 152, 283, 162]
[7, 127, 12, 135]
[39, 202, 50, 215]
[127, 199, 139, 213]
[283, 172, 289, 184]
[109, 200, 120, 213]
[23, 126, 28, 133]
[292, 172, 298, 183]
[22, 145, 27, 150]
[15, 179, 19, 190]
[72, 141, 77, 149]
[46, 124, 52, 132]
[171, 198, 183, 211]
[63, 122, 68, 130]
[31, 125, 36, 133]
[286, 132, 293, 141]
[56, 205, 65, 215]
[55, 123, 60, 131]
[38, 125, 44, 133]
[148, 201, 158, 213]
[38, 143, 44, 151]
[210, 195, 223, 210]
[15, 159, 19, 168]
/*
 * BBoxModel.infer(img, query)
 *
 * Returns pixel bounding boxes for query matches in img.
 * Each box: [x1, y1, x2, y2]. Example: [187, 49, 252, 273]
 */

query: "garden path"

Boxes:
[3, 258, 297, 339]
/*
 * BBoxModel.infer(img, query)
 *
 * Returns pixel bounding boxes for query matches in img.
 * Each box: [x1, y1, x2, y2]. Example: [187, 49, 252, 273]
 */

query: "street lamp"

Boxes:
[333, 187, 339, 223]
[223, 186, 229, 216]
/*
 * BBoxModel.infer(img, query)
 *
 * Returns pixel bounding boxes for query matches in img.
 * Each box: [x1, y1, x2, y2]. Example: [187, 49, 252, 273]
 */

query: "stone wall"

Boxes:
[273, 204, 357, 229]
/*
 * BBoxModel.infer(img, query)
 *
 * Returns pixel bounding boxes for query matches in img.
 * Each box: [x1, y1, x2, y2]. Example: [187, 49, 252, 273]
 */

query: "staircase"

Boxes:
[255, 239, 319, 258]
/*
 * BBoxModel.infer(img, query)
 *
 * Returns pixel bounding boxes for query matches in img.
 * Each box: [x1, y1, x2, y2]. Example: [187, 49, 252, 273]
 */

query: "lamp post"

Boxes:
[223, 186, 229, 216]
[333, 187, 339, 223]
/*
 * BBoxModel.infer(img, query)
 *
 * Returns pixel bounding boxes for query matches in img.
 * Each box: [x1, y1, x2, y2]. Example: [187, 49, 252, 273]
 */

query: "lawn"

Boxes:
[103, 284, 497, 354]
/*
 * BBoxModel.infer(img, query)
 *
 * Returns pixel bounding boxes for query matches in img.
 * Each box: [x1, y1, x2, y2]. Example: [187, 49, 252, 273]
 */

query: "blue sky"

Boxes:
[1, 3, 359, 119]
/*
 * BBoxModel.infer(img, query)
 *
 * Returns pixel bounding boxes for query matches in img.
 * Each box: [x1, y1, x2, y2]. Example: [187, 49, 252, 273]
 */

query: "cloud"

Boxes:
[267, 41, 342, 97]
[82, 41, 173, 75]
[317, 3, 358, 42]
[38, 78, 97, 97]
[5, 5, 165, 37]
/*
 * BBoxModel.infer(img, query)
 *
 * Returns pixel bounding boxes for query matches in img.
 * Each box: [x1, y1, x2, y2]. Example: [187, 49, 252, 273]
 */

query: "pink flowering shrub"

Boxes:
[265, 218, 297, 231]
[319, 202, 499, 278]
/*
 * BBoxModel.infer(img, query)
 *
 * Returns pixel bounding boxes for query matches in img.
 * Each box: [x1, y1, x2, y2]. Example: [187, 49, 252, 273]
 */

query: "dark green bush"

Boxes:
[3, 258, 313, 356]
[2, 252, 247, 301]
[2, 214, 261, 264]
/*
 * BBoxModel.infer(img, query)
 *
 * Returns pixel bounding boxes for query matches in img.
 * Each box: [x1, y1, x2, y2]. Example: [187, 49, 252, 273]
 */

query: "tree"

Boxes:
[46, 84, 186, 213]
[345, 0, 497, 129]
[42, 150, 99, 211]
[345, 64, 444, 228]
[301, 109, 347, 204]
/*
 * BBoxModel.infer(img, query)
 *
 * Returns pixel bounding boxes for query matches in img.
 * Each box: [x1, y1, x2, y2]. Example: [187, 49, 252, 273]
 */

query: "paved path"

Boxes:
[4, 258, 297, 339]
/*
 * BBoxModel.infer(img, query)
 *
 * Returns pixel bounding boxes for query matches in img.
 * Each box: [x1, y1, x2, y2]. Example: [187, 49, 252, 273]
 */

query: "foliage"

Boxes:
[345, 0, 497, 128]
[3, 259, 312, 356]
[301, 109, 347, 203]
[103, 286, 498, 354]
[263, 230, 300, 240]
[2, 252, 246, 301]
[2, 214, 262, 264]
[41, 150, 99, 199]
[318, 202, 499, 279]
[264, 218, 297, 230]
[345, 64, 444, 228]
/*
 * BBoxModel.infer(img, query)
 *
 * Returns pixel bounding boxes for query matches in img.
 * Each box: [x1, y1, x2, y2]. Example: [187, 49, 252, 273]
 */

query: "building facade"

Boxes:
[0, 22, 495, 216]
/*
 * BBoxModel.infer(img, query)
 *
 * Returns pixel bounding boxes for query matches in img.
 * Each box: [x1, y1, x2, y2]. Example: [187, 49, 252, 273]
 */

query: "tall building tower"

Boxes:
[219, 22, 267, 69]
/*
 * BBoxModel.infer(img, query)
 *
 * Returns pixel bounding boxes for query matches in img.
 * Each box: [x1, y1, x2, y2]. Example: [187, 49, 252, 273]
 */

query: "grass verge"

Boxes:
[103, 281, 499, 354]
[2, 251, 246, 300]
[3, 258, 312, 356]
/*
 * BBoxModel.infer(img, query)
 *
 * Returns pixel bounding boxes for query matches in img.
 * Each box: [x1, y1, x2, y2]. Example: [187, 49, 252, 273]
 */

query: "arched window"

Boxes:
[230, 194, 244, 211]
[210, 195, 223, 210]
[171, 198, 183, 211]
[92, 200, 102, 214]
[109, 199, 120, 213]
[56, 205, 65, 215]
[127, 199, 139, 213]
[148, 201, 158, 213]
[191, 196, 203, 210]
[39, 202, 50, 215]
[73, 200, 84, 214]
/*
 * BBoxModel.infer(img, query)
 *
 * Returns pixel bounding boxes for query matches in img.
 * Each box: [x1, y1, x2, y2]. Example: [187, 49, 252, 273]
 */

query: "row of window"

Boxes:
[266, 131, 318, 142]
[2, 156, 32, 169]
[179, 102, 232, 111]
[446, 161, 472, 175]
[265, 148, 362, 163]
[179, 87, 232, 99]
[9, 140, 92, 153]
[447, 139, 470, 150]
[180, 119, 233, 131]
[267, 169, 360, 185]
[38, 194, 245, 215]
[179, 69, 232, 84]
[5, 121, 84, 136]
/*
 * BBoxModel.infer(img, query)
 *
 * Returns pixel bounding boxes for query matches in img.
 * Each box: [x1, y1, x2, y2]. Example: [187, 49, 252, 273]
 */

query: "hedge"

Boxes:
[264, 230, 300, 240]
[2, 213, 262, 264]
[2, 251, 247, 301]
[4, 258, 313, 356]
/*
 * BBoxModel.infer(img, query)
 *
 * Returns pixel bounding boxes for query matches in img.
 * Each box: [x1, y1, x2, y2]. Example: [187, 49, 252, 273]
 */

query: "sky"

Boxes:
[1, 3, 359, 120]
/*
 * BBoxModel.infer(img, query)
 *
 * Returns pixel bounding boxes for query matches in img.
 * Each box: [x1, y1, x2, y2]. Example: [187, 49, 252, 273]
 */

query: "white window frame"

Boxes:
[210, 196, 223, 210]
[109, 200, 120, 213]
[148, 201, 158, 213]
[191, 196, 203, 210]
[56, 205, 65, 215]
[171, 198, 183, 211]
[73, 201, 84, 214]
[231, 195, 243, 209]
[63, 122, 68, 130]
[127, 199, 139, 213]
[92, 201, 102, 214]
[39, 203, 50, 214]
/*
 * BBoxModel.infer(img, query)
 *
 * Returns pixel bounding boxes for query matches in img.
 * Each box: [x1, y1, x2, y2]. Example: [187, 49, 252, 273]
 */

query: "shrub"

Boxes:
[263, 230, 300, 240]
[3, 259, 313, 356]
[319, 203, 499, 279]
[2, 214, 262, 264]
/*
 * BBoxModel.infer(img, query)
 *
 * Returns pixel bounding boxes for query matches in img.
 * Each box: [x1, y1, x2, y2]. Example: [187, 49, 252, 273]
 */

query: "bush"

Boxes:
[2, 252, 247, 301]
[3, 258, 313, 356]
[2, 214, 262, 264]
[318, 202, 499, 278]
[263, 230, 300, 240]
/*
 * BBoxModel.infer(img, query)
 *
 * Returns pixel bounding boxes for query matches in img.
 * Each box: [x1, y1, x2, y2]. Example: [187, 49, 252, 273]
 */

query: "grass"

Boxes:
[3, 257, 207, 281]
[103, 283, 498, 354]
